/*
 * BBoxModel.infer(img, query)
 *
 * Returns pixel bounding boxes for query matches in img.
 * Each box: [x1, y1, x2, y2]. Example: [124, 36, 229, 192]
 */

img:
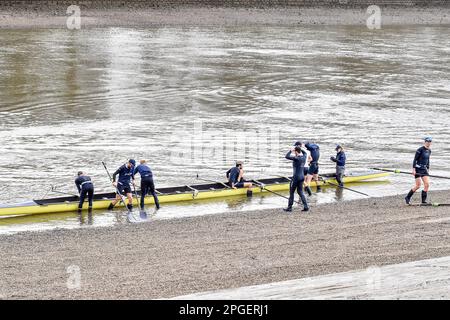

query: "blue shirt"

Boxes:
[413, 146, 431, 170]
[305, 142, 320, 163]
[226, 167, 241, 185]
[113, 164, 134, 184]
[285, 149, 307, 179]
[334, 151, 346, 167]
[134, 164, 153, 179]
[74, 175, 93, 193]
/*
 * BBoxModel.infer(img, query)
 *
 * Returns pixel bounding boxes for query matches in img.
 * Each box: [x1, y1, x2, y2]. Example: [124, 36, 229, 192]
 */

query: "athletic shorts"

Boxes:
[415, 168, 429, 179]
[307, 162, 319, 175]
[234, 181, 245, 188]
[117, 182, 132, 195]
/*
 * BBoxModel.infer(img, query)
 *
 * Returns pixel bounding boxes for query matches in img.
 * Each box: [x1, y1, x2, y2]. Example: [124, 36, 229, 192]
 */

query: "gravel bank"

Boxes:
[0, 191, 449, 299]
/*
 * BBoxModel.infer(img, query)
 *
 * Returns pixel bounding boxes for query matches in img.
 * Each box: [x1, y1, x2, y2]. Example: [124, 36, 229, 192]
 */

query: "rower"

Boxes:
[226, 161, 253, 196]
[330, 144, 346, 187]
[284, 144, 309, 212]
[75, 171, 94, 212]
[108, 159, 136, 211]
[405, 137, 432, 205]
[303, 141, 321, 195]
[134, 159, 160, 210]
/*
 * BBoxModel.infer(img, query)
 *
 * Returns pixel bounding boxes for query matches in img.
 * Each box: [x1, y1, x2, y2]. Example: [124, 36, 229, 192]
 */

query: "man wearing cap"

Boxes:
[284, 144, 309, 212]
[74, 171, 94, 212]
[134, 159, 160, 210]
[226, 161, 253, 195]
[405, 137, 432, 205]
[330, 145, 346, 187]
[108, 159, 136, 211]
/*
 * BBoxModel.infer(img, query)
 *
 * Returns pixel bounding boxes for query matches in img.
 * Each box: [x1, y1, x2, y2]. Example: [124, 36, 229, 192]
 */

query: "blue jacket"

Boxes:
[134, 164, 153, 179]
[305, 142, 320, 163]
[113, 164, 134, 184]
[226, 167, 241, 185]
[413, 146, 431, 170]
[74, 175, 93, 193]
[285, 149, 307, 179]
[332, 151, 346, 167]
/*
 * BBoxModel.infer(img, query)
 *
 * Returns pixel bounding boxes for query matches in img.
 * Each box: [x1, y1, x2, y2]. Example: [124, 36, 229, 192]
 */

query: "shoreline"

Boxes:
[1, 7, 450, 29]
[0, 191, 449, 299]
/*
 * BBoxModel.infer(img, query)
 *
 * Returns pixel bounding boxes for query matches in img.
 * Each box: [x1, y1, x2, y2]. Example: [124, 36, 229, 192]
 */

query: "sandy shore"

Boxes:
[1, 7, 450, 29]
[0, 191, 449, 299]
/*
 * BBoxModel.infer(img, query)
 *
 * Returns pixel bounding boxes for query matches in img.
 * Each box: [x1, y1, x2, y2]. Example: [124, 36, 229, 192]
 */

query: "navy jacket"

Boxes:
[285, 149, 307, 179]
[134, 164, 154, 179]
[113, 164, 134, 184]
[75, 175, 93, 193]
[226, 167, 241, 185]
[332, 151, 346, 167]
[305, 142, 320, 163]
[413, 146, 431, 170]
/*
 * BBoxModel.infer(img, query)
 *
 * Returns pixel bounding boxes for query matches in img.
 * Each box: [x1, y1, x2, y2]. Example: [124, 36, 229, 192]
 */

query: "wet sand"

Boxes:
[1, 7, 450, 28]
[0, 191, 449, 299]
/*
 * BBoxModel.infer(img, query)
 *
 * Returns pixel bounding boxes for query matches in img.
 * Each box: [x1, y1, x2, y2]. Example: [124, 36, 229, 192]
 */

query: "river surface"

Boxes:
[0, 26, 449, 234]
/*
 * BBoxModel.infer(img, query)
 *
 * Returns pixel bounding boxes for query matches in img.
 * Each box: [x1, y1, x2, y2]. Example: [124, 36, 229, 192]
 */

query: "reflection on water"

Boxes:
[0, 26, 450, 233]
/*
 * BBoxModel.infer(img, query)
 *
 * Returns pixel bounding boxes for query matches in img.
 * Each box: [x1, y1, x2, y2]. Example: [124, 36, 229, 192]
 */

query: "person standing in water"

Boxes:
[284, 144, 309, 212]
[331, 145, 346, 187]
[108, 159, 136, 211]
[133, 159, 160, 210]
[74, 171, 94, 212]
[405, 137, 432, 205]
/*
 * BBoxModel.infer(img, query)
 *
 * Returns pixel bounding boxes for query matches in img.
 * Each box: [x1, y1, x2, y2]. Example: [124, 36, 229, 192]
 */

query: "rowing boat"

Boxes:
[0, 171, 389, 217]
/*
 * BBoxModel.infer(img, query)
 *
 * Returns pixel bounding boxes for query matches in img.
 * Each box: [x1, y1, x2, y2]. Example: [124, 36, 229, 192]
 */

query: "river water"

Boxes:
[0, 26, 449, 234]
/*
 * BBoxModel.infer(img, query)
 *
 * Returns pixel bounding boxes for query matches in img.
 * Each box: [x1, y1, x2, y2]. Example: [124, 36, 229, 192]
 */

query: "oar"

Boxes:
[50, 185, 79, 198]
[196, 174, 232, 189]
[250, 180, 296, 202]
[102, 161, 134, 218]
[246, 177, 304, 206]
[132, 183, 147, 219]
[372, 168, 450, 180]
[319, 177, 370, 197]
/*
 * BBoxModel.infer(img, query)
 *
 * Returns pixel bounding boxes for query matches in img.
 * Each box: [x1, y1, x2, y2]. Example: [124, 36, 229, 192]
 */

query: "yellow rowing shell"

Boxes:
[0, 172, 389, 217]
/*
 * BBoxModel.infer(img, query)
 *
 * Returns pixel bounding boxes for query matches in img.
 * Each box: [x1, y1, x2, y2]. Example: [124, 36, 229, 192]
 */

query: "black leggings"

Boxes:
[79, 186, 94, 209]
[141, 178, 160, 209]
[288, 177, 308, 209]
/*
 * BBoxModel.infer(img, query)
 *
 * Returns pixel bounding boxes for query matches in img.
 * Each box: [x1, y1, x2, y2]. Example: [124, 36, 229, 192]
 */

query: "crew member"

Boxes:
[75, 171, 94, 212]
[226, 161, 253, 196]
[134, 159, 160, 210]
[303, 141, 321, 195]
[405, 137, 432, 205]
[331, 145, 346, 187]
[284, 145, 309, 212]
[108, 159, 136, 211]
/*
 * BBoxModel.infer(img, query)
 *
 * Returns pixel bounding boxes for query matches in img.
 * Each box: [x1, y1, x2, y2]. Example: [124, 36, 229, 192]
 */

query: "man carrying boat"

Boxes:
[134, 159, 160, 210]
[108, 159, 136, 211]
[284, 144, 309, 212]
[303, 141, 321, 195]
[226, 161, 253, 196]
[330, 145, 346, 187]
[405, 137, 432, 205]
[75, 171, 94, 212]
